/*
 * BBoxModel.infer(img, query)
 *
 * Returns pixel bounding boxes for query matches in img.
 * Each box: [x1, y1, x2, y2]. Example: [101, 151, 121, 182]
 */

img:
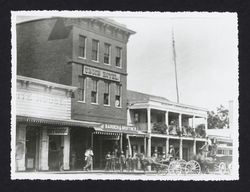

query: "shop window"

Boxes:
[91, 78, 98, 104]
[79, 35, 86, 58]
[92, 39, 99, 61]
[103, 81, 110, 105]
[78, 76, 85, 102]
[104, 43, 111, 64]
[115, 83, 121, 108]
[115, 47, 122, 67]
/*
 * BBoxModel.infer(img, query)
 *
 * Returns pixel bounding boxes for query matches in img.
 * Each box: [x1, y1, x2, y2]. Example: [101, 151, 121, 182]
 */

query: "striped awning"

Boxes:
[16, 115, 101, 128]
[93, 131, 121, 136]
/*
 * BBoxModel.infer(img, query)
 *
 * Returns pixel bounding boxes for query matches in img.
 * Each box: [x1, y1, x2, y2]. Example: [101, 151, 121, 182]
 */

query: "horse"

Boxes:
[136, 153, 162, 173]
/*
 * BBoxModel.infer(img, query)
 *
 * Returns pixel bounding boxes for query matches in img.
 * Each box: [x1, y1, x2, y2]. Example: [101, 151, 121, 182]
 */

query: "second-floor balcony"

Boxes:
[133, 122, 206, 138]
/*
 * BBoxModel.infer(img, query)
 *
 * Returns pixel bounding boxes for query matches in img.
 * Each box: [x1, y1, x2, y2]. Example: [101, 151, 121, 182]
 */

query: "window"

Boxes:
[91, 78, 98, 104]
[103, 81, 110, 105]
[104, 43, 111, 64]
[92, 39, 99, 61]
[115, 84, 121, 107]
[78, 76, 85, 102]
[115, 47, 122, 67]
[79, 35, 86, 58]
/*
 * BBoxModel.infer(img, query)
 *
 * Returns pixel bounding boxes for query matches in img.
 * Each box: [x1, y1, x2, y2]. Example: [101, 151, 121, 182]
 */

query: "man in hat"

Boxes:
[119, 151, 126, 172]
[169, 145, 176, 161]
[83, 147, 94, 171]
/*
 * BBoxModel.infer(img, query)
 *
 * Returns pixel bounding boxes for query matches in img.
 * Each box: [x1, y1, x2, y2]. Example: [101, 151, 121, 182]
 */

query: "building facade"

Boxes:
[16, 17, 136, 170]
[127, 90, 208, 161]
[15, 75, 102, 171]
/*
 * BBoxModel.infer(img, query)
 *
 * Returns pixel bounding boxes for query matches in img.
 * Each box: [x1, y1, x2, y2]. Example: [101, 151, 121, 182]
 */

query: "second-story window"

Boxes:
[92, 39, 99, 61]
[103, 81, 110, 105]
[115, 84, 121, 107]
[104, 43, 111, 64]
[79, 35, 86, 58]
[78, 76, 85, 102]
[115, 47, 122, 67]
[91, 78, 98, 104]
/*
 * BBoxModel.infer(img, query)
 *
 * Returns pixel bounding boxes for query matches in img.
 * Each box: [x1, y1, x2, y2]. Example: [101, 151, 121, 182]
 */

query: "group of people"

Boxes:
[82, 145, 177, 172]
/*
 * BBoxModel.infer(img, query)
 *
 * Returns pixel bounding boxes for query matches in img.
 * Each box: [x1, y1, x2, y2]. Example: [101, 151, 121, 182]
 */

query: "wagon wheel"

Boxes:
[178, 159, 187, 174]
[185, 160, 201, 174]
[218, 162, 227, 175]
[158, 164, 169, 175]
[168, 160, 182, 175]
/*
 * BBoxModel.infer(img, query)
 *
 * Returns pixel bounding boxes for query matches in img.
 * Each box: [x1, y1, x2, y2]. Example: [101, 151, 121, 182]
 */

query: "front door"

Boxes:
[48, 135, 62, 171]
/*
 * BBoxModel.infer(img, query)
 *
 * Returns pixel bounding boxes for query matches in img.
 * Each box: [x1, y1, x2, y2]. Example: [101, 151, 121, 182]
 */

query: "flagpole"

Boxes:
[172, 27, 180, 103]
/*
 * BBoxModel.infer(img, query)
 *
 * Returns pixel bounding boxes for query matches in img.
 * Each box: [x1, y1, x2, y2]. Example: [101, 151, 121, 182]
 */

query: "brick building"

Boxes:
[16, 17, 136, 170]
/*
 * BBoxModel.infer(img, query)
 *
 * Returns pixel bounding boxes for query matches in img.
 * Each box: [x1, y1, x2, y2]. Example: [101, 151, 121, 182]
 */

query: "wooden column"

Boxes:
[15, 124, 26, 171]
[147, 108, 151, 133]
[179, 139, 183, 160]
[144, 137, 147, 155]
[193, 139, 196, 156]
[165, 111, 169, 126]
[165, 137, 169, 155]
[204, 117, 208, 137]
[127, 135, 132, 156]
[63, 130, 70, 170]
[39, 128, 49, 171]
[179, 113, 182, 132]
[147, 136, 151, 157]
[120, 133, 123, 152]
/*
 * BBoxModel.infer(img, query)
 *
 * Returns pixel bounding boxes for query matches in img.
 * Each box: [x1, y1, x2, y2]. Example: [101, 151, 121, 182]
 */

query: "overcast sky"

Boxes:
[14, 12, 238, 111]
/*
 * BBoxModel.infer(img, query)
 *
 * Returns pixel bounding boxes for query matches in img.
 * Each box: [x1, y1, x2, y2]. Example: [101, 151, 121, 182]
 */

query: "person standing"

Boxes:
[110, 152, 116, 171]
[105, 152, 111, 171]
[169, 145, 176, 161]
[59, 146, 64, 171]
[83, 147, 94, 171]
[119, 151, 126, 172]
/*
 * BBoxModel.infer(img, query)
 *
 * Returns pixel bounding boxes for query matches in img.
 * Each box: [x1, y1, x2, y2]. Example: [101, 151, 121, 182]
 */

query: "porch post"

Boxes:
[147, 108, 151, 133]
[179, 139, 183, 160]
[127, 135, 132, 156]
[165, 111, 169, 126]
[165, 137, 169, 155]
[16, 124, 26, 171]
[204, 117, 208, 137]
[63, 129, 70, 170]
[39, 128, 49, 171]
[193, 139, 196, 156]
[147, 136, 151, 157]
[192, 116, 195, 128]
[144, 136, 147, 155]
[120, 133, 123, 152]
[179, 114, 182, 133]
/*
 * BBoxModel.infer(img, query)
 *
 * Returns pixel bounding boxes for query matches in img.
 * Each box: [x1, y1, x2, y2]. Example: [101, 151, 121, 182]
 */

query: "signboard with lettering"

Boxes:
[47, 127, 69, 135]
[101, 124, 137, 132]
[83, 66, 120, 82]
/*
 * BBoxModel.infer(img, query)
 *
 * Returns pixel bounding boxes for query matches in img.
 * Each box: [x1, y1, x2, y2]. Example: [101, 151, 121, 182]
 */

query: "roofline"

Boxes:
[16, 16, 136, 35]
[17, 75, 77, 91]
[127, 90, 208, 112]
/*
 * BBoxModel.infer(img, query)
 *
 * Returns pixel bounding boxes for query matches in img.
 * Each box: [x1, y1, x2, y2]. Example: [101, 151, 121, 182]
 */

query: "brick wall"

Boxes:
[17, 18, 73, 85]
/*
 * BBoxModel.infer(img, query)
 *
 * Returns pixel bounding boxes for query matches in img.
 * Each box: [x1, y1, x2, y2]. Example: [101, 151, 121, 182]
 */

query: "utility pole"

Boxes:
[172, 27, 180, 103]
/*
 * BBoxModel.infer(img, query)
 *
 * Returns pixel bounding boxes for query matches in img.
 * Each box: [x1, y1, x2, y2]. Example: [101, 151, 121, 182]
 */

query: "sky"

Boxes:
[14, 12, 238, 111]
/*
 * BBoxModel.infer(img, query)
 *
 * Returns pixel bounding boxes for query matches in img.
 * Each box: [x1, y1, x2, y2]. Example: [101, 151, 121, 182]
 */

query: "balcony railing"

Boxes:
[132, 122, 206, 138]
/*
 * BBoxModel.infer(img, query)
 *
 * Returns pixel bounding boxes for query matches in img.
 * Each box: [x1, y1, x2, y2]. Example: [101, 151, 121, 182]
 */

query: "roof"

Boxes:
[17, 75, 77, 91]
[207, 129, 232, 139]
[17, 16, 136, 35]
[127, 90, 170, 103]
[127, 90, 208, 112]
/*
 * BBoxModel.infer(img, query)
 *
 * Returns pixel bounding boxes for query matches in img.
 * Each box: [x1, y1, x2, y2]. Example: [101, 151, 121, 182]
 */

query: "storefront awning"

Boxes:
[16, 115, 101, 128]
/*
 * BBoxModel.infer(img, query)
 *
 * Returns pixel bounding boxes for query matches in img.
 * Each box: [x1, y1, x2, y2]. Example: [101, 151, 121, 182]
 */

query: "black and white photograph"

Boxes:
[11, 11, 238, 180]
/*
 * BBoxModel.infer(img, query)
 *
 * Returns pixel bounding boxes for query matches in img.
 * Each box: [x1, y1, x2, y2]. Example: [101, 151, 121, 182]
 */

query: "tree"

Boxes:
[208, 105, 229, 129]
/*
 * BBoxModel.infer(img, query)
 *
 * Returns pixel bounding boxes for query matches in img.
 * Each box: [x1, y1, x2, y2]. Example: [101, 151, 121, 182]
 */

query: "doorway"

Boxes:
[48, 135, 63, 171]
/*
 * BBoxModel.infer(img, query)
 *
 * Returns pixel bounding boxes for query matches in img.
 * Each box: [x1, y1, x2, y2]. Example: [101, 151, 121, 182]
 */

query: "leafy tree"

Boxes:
[208, 105, 229, 129]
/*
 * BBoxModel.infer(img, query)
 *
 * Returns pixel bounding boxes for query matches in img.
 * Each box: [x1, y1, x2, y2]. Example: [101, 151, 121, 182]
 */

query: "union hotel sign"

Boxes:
[83, 66, 120, 82]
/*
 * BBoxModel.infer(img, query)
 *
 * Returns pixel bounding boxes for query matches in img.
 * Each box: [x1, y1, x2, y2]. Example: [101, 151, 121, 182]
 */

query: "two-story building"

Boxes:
[15, 75, 104, 171]
[16, 17, 136, 170]
[126, 90, 208, 161]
